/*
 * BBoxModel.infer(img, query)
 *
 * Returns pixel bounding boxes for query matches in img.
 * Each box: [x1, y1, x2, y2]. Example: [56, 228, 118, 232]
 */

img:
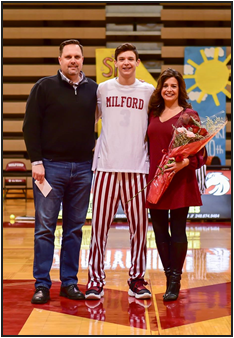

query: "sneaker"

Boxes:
[128, 279, 151, 299]
[85, 286, 104, 300]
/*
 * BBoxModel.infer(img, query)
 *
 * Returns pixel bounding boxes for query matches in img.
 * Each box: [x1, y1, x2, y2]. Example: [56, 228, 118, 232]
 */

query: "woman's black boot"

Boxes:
[163, 242, 187, 301]
[165, 267, 171, 290]
[163, 271, 181, 301]
[156, 242, 171, 294]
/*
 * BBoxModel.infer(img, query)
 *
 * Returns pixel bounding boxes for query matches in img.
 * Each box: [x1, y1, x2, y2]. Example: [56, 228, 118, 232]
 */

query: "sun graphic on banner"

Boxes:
[184, 47, 231, 106]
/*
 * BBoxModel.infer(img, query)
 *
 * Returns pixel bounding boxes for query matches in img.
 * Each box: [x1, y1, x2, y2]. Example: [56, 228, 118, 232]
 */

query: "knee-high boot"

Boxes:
[156, 242, 171, 293]
[163, 242, 187, 302]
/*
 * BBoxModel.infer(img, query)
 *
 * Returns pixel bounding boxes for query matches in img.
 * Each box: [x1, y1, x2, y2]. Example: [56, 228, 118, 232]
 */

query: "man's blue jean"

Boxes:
[33, 158, 93, 289]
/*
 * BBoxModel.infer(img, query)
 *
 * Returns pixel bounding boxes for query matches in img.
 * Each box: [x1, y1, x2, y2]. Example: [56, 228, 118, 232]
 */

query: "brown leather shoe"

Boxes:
[31, 286, 50, 304]
[60, 284, 85, 300]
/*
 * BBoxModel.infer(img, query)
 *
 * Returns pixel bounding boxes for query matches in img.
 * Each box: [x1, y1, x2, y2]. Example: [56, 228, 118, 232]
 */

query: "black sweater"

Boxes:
[23, 71, 97, 162]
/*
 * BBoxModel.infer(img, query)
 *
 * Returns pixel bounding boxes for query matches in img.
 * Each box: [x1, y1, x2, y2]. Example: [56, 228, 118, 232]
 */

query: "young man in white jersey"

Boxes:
[85, 43, 155, 300]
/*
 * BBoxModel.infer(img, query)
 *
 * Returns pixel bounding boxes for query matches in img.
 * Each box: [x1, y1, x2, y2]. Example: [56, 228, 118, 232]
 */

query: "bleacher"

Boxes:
[3, 2, 231, 195]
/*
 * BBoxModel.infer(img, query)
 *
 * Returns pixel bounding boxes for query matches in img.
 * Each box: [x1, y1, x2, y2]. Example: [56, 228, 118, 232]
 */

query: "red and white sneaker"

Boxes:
[85, 286, 104, 300]
[128, 279, 151, 299]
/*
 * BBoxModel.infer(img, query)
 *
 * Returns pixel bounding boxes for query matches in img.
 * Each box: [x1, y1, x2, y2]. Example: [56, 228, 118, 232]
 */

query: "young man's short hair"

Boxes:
[59, 39, 83, 56]
[115, 43, 139, 61]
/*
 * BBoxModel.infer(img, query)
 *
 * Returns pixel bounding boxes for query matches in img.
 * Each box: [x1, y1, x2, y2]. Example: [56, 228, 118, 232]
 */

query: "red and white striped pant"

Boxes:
[87, 171, 148, 289]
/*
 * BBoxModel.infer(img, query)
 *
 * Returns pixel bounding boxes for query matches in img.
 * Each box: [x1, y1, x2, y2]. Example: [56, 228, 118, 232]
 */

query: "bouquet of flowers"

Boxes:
[147, 110, 227, 205]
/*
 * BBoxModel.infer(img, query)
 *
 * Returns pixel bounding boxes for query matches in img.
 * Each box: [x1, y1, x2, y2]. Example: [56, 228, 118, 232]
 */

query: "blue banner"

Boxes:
[184, 47, 230, 164]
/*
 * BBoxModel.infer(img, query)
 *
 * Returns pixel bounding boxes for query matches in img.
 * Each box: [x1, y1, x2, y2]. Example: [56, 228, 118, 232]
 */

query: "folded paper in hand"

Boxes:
[35, 179, 52, 197]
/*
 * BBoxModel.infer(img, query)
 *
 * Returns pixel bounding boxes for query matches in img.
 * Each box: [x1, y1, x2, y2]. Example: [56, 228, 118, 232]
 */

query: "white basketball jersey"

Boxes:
[93, 78, 155, 173]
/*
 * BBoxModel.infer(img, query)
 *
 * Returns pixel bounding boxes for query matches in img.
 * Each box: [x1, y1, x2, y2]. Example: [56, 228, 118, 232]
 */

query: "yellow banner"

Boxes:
[95, 48, 157, 135]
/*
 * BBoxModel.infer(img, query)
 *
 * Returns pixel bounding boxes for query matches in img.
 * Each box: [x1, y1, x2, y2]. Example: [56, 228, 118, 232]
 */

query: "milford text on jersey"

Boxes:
[106, 96, 144, 110]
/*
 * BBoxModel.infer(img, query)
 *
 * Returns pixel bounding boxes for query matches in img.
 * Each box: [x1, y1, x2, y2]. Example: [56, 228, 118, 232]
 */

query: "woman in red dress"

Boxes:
[146, 68, 207, 301]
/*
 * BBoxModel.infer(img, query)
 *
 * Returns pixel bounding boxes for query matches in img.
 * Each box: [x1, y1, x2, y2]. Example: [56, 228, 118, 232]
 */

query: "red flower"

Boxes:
[191, 125, 200, 134]
[175, 154, 184, 162]
[199, 128, 208, 136]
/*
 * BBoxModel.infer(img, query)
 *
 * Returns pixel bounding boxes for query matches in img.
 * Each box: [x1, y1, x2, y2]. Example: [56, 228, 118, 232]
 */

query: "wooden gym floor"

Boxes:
[2, 199, 231, 336]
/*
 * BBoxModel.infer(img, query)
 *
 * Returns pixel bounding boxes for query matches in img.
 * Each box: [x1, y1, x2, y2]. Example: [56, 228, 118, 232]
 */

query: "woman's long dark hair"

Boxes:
[148, 68, 192, 116]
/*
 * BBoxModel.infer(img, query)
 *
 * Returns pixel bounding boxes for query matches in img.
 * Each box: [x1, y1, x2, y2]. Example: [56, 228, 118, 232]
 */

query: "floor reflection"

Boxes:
[157, 282, 231, 330]
[128, 297, 152, 330]
[3, 279, 230, 335]
[85, 298, 106, 321]
[3, 280, 158, 335]
[3, 221, 231, 335]
[50, 226, 231, 276]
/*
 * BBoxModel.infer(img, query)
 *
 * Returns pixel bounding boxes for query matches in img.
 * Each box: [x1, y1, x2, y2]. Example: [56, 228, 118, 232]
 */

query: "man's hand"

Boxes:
[32, 164, 45, 184]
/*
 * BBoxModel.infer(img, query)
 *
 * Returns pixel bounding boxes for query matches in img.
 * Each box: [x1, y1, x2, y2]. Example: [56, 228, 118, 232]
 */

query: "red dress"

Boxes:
[145, 108, 207, 210]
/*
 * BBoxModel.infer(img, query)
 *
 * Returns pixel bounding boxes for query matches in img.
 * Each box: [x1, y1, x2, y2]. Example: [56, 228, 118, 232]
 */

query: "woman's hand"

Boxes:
[164, 157, 189, 174]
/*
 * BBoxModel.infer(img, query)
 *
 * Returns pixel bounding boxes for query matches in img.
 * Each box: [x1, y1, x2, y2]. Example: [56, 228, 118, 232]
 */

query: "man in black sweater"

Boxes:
[23, 39, 97, 304]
